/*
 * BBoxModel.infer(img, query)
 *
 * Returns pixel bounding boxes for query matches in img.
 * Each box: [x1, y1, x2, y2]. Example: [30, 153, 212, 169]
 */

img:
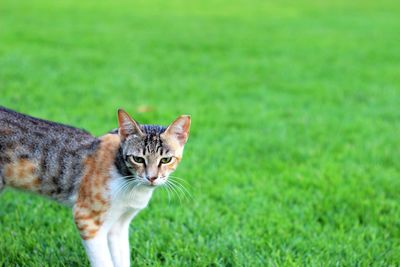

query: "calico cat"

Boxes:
[0, 106, 190, 267]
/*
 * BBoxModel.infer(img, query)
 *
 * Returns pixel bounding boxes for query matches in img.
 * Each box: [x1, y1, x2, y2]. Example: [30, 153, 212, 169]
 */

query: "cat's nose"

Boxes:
[147, 176, 157, 182]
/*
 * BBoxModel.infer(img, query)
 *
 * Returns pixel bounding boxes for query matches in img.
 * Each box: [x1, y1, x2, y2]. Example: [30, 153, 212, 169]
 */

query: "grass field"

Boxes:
[1, 0, 400, 266]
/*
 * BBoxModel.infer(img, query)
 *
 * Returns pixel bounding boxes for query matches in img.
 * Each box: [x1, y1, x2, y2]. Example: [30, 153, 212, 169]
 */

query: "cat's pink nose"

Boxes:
[147, 177, 157, 182]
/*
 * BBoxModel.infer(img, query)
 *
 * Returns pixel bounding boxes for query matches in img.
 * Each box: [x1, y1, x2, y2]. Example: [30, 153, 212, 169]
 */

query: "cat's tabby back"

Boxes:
[0, 106, 191, 267]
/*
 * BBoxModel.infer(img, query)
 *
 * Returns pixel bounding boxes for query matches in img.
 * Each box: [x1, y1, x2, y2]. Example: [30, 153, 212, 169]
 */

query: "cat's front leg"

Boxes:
[83, 231, 114, 267]
[108, 209, 139, 267]
[74, 206, 114, 267]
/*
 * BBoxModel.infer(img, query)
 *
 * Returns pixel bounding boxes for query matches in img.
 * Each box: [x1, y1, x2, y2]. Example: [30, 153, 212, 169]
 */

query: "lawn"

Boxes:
[1, 0, 400, 266]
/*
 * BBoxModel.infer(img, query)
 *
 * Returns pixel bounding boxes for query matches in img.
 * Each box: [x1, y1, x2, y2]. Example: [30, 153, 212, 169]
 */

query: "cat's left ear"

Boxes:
[117, 109, 144, 140]
[162, 115, 191, 146]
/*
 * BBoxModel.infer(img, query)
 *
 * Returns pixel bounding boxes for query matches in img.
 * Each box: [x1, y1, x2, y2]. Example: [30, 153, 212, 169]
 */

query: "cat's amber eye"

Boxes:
[160, 157, 172, 164]
[130, 156, 145, 164]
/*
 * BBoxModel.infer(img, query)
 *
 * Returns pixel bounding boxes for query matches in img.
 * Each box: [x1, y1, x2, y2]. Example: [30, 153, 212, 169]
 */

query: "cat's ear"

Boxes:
[117, 109, 144, 140]
[162, 115, 191, 146]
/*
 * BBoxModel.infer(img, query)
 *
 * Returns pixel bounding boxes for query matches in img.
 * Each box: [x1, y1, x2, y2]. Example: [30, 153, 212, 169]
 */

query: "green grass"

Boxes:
[1, 0, 400, 266]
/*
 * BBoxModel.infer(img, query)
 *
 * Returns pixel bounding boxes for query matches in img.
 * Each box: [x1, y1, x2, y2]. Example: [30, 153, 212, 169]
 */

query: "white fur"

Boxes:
[82, 167, 154, 267]
[84, 231, 114, 267]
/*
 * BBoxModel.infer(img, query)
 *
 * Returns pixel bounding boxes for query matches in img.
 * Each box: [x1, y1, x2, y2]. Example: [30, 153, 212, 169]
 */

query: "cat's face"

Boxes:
[117, 109, 190, 187]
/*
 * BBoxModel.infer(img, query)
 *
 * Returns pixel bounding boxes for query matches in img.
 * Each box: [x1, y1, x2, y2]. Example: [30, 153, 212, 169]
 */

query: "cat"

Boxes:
[0, 106, 190, 267]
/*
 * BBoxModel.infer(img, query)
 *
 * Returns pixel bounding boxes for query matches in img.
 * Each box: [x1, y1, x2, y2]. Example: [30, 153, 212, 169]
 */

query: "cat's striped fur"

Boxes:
[0, 106, 100, 201]
[0, 106, 191, 267]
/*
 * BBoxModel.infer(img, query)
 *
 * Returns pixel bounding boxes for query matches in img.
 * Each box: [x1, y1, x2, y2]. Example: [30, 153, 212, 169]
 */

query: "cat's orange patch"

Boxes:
[94, 193, 108, 205]
[0, 128, 13, 135]
[3, 158, 40, 191]
[4, 165, 13, 178]
[73, 134, 121, 240]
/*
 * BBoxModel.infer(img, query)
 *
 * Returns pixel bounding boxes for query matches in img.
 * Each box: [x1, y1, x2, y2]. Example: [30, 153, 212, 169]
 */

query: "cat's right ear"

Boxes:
[117, 109, 144, 140]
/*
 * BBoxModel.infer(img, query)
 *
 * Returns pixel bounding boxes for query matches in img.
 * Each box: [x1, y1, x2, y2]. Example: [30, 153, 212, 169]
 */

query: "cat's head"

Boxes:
[117, 109, 190, 187]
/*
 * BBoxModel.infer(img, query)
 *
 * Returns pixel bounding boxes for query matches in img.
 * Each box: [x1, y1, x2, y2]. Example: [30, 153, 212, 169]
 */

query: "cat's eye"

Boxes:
[160, 157, 172, 164]
[130, 156, 145, 164]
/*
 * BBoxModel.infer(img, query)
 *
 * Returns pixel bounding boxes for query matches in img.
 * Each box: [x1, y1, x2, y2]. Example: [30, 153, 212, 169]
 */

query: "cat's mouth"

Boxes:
[145, 176, 167, 187]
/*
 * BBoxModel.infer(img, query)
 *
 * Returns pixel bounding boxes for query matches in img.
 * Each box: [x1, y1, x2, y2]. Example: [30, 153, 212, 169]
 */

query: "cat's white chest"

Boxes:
[120, 186, 154, 209]
[109, 168, 154, 210]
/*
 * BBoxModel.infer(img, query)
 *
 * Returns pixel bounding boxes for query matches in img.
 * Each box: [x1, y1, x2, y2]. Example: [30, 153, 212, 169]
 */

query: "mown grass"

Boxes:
[1, 0, 400, 266]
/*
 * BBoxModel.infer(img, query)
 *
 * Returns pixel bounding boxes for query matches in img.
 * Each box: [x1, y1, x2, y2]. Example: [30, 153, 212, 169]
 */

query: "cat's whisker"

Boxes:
[168, 176, 188, 185]
[169, 184, 183, 204]
[166, 180, 182, 204]
[168, 176, 190, 185]
[168, 174, 186, 181]
[113, 178, 142, 200]
[118, 184, 131, 198]
[161, 183, 172, 204]
[175, 182, 192, 200]
[168, 177, 192, 199]
[127, 183, 139, 199]
[167, 179, 186, 200]
[112, 177, 138, 197]
[164, 182, 174, 200]
[128, 181, 144, 200]
[113, 180, 132, 197]
[165, 181, 176, 203]
[168, 179, 191, 201]
[168, 178, 193, 200]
